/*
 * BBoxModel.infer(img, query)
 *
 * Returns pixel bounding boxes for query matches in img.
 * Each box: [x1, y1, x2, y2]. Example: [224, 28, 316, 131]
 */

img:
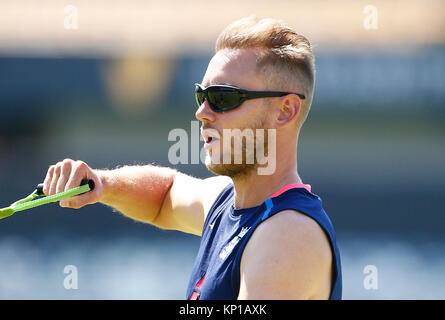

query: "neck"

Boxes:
[231, 143, 302, 209]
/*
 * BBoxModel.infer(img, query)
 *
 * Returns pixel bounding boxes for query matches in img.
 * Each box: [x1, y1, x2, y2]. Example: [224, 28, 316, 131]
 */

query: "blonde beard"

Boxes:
[205, 116, 270, 179]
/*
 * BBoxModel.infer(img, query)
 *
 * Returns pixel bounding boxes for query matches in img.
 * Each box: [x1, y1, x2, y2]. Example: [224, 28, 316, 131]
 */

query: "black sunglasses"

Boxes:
[195, 83, 305, 112]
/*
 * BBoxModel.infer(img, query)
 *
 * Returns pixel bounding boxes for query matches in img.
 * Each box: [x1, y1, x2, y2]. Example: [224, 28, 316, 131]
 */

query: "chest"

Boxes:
[190, 214, 258, 299]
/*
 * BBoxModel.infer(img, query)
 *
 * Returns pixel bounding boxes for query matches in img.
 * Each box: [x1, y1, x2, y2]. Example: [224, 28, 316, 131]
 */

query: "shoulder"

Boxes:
[238, 209, 333, 299]
[253, 209, 331, 251]
[201, 175, 233, 192]
[157, 174, 232, 235]
[200, 175, 232, 202]
[173, 174, 232, 207]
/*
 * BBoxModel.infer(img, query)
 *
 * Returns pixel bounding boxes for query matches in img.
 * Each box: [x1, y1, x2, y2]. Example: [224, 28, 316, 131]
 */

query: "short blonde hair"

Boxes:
[216, 16, 315, 127]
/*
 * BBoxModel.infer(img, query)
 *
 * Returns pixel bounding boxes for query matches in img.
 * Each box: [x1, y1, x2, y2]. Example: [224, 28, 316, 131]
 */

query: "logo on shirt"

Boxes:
[219, 227, 250, 259]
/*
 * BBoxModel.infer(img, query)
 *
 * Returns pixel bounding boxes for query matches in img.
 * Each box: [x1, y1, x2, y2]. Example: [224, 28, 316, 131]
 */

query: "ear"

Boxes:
[275, 94, 301, 128]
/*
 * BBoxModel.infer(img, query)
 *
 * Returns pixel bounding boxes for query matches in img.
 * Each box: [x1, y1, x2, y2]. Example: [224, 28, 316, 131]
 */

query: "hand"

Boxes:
[42, 159, 104, 209]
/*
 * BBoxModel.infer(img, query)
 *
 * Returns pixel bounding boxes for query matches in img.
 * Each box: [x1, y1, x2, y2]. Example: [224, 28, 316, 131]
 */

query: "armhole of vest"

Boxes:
[231, 197, 341, 300]
[230, 217, 267, 298]
[202, 182, 234, 230]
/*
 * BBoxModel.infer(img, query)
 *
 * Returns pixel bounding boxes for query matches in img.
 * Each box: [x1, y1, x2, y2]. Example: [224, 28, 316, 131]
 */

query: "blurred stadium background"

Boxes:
[0, 0, 444, 299]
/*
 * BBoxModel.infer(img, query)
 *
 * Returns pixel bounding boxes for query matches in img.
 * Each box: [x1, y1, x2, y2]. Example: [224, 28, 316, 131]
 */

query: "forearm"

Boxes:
[97, 165, 177, 224]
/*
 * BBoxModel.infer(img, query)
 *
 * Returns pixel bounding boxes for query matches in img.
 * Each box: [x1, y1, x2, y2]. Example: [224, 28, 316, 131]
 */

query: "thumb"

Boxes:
[59, 190, 99, 209]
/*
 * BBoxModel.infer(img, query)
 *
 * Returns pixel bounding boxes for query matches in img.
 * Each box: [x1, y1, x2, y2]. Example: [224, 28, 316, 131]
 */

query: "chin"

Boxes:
[204, 144, 259, 178]
[205, 160, 256, 179]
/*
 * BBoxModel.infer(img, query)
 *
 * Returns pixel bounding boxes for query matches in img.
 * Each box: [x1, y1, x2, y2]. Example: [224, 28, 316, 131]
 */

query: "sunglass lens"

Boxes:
[195, 86, 205, 106]
[207, 88, 241, 111]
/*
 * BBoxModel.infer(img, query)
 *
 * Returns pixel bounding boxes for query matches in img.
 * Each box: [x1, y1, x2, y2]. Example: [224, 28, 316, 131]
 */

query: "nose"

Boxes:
[195, 99, 216, 123]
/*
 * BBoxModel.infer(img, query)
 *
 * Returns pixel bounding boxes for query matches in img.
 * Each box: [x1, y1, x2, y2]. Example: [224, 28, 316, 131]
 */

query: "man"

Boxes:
[42, 16, 342, 300]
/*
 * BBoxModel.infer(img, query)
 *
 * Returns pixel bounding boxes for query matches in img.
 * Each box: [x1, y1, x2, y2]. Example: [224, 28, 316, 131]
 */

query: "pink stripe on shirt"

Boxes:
[269, 183, 312, 198]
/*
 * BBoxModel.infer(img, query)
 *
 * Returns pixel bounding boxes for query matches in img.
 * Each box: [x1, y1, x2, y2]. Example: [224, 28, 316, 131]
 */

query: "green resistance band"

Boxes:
[0, 179, 94, 220]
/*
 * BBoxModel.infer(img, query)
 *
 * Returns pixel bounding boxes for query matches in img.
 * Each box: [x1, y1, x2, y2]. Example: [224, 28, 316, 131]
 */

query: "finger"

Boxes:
[43, 165, 55, 196]
[56, 159, 72, 194]
[59, 192, 96, 209]
[49, 163, 62, 196]
[60, 166, 102, 209]
[65, 160, 88, 191]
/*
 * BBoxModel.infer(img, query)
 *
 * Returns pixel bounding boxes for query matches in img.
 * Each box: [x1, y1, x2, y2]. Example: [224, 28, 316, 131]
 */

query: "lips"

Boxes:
[201, 128, 220, 149]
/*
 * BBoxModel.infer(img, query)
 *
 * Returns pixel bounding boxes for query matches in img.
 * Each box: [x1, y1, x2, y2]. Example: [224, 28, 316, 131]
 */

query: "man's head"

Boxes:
[196, 16, 315, 178]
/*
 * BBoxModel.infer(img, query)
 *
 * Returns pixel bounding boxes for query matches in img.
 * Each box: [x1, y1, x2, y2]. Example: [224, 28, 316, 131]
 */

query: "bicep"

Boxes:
[237, 210, 333, 300]
[154, 173, 231, 236]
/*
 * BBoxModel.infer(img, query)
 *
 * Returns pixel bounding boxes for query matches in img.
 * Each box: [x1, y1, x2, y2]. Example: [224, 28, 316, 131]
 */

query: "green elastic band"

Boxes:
[11, 184, 91, 213]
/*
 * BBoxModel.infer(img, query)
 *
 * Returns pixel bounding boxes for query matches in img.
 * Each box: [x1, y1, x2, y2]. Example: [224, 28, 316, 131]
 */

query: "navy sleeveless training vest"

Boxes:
[186, 183, 342, 300]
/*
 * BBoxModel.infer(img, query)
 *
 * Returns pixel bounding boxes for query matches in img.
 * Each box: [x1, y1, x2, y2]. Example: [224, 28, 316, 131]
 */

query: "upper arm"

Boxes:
[154, 173, 231, 236]
[238, 210, 333, 300]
